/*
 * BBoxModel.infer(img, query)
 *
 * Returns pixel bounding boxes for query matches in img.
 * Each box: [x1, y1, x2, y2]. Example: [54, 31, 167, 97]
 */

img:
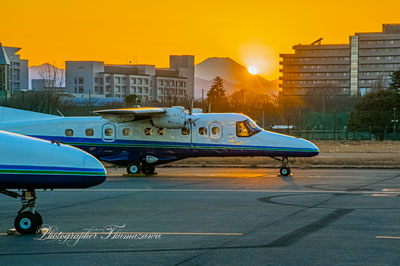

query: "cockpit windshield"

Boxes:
[236, 119, 262, 137]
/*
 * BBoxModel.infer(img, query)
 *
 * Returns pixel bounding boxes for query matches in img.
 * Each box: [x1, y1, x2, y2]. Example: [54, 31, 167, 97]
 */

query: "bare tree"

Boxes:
[371, 74, 385, 92]
[39, 63, 65, 93]
[38, 63, 65, 114]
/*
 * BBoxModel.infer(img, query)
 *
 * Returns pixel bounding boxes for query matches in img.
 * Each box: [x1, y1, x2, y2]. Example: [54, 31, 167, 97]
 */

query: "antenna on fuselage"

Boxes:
[56, 109, 64, 117]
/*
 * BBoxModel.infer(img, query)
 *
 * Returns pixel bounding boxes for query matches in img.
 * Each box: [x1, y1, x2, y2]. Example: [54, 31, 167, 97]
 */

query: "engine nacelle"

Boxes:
[152, 106, 187, 129]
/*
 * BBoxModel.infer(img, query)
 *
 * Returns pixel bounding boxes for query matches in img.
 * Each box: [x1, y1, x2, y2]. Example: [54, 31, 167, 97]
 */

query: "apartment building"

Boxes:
[280, 24, 400, 97]
[0, 43, 11, 100]
[2, 46, 29, 92]
[65, 55, 194, 102]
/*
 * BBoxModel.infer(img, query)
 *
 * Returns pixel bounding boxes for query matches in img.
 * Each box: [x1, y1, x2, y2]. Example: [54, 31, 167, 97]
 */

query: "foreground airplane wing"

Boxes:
[0, 130, 107, 234]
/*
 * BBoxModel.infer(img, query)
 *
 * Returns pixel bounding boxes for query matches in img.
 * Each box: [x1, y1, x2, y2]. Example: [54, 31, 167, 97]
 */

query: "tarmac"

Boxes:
[1, 167, 400, 266]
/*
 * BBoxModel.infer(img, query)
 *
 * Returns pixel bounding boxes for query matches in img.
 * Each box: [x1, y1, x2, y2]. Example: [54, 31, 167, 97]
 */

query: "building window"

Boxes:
[79, 86, 84, 93]
[122, 128, 131, 136]
[144, 128, 153, 136]
[78, 77, 84, 84]
[94, 77, 99, 83]
[199, 127, 207, 135]
[65, 129, 74, 137]
[86, 129, 94, 136]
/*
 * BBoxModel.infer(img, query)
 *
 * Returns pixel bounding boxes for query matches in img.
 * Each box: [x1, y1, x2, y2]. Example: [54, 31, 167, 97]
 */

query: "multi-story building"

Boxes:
[0, 43, 11, 100]
[280, 24, 400, 97]
[2, 46, 29, 92]
[65, 55, 194, 103]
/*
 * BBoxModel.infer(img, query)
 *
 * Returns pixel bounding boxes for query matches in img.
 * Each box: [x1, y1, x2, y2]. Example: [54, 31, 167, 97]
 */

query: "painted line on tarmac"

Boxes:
[376, 236, 400, 239]
[54, 188, 400, 195]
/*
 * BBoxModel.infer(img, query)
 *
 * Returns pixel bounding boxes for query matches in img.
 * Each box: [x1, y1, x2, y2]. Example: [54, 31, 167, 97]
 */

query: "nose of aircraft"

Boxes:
[52, 143, 107, 188]
[299, 138, 319, 157]
[83, 154, 107, 187]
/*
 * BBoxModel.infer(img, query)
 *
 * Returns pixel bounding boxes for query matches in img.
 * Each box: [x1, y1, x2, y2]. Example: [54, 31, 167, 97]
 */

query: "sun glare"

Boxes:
[248, 66, 258, 75]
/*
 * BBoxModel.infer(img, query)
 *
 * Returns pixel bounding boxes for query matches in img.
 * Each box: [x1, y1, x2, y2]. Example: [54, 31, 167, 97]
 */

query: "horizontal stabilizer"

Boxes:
[0, 106, 58, 123]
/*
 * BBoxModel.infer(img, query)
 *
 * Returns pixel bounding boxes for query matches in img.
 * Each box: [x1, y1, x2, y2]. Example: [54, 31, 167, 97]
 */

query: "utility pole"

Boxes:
[202, 89, 204, 111]
[242, 89, 245, 113]
[392, 107, 398, 136]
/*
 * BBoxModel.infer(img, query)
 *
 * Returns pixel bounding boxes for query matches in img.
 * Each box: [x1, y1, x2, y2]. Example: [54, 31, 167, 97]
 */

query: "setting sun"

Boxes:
[248, 66, 258, 75]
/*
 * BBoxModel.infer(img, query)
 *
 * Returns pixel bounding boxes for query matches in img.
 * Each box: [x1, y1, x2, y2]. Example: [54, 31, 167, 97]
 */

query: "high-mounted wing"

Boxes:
[94, 107, 166, 123]
[94, 106, 200, 129]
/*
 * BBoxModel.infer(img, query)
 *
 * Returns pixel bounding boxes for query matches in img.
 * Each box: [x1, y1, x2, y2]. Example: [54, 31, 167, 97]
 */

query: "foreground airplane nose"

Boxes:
[51, 145, 107, 188]
[0, 131, 106, 189]
[300, 138, 319, 157]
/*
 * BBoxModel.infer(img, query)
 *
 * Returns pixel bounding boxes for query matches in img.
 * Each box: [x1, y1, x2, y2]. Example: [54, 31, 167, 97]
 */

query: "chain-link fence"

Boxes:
[270, 110, 400, 140]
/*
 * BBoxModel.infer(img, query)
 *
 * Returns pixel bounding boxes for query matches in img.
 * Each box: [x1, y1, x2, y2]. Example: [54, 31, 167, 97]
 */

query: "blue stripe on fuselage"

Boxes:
[0, 164, 105, 172]
[30, 135, 318, 152]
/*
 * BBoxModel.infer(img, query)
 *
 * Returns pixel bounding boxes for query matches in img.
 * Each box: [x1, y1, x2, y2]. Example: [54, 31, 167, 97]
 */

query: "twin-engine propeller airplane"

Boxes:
[0, 106, 318, 176]
[0, 130, 106, 234]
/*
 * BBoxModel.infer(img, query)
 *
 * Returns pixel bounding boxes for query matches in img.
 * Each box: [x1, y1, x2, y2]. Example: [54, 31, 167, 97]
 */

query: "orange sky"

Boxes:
[1, 0, 400, 80]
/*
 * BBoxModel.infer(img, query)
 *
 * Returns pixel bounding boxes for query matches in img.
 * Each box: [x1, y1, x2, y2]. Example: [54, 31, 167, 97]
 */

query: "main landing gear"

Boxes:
[273, 157, 291, 176]
[127, 162, 156, 175]
[0, 189, 43, 234]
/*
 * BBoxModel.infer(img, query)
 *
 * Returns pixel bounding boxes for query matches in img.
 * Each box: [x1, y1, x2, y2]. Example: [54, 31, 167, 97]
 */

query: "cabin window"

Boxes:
[211, 127, 220, 135]
[236, 120, 262, 137]
[122, 128, 131, 136]
[181, 128, 190, 135]
[144, 128, 153, 136]
[104, 128, 113, 136]
[65, 129, 74, 137]
[85, 129, 94, 136]
[199, 127, 207, 135]
[157, 128, 166, 136]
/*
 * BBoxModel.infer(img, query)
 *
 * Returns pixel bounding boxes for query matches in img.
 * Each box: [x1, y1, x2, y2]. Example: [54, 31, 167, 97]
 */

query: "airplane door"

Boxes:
[102, 123, 116, 142]
[209, 122, 223, 141]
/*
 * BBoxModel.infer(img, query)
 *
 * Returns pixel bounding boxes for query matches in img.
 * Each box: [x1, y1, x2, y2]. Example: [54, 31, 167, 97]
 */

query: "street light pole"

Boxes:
[392, 107, 398, 136]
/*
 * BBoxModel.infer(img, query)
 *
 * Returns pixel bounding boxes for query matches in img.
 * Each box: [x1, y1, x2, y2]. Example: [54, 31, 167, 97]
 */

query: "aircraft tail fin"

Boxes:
[0, 106, 58, 122]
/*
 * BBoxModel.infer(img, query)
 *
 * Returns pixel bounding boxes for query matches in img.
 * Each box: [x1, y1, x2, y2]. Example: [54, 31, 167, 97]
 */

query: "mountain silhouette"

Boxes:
[195, 57, 278, 99]
[29, 63, 65, 89]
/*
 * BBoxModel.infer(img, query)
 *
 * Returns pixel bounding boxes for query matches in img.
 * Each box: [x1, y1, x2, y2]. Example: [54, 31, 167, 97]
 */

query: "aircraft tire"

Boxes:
[280, 167, 291, 176]
[14, 211, 40, 234]
[34, 212, 43, 227]
[127, 163, 141, 174]
[143, 166, 156, 175]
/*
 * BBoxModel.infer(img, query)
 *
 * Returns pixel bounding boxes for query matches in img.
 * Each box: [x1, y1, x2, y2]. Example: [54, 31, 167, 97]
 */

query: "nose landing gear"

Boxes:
[279, 157, 291, 176]
[0, 189, 43, 234]
[272, 157, 291, 176]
